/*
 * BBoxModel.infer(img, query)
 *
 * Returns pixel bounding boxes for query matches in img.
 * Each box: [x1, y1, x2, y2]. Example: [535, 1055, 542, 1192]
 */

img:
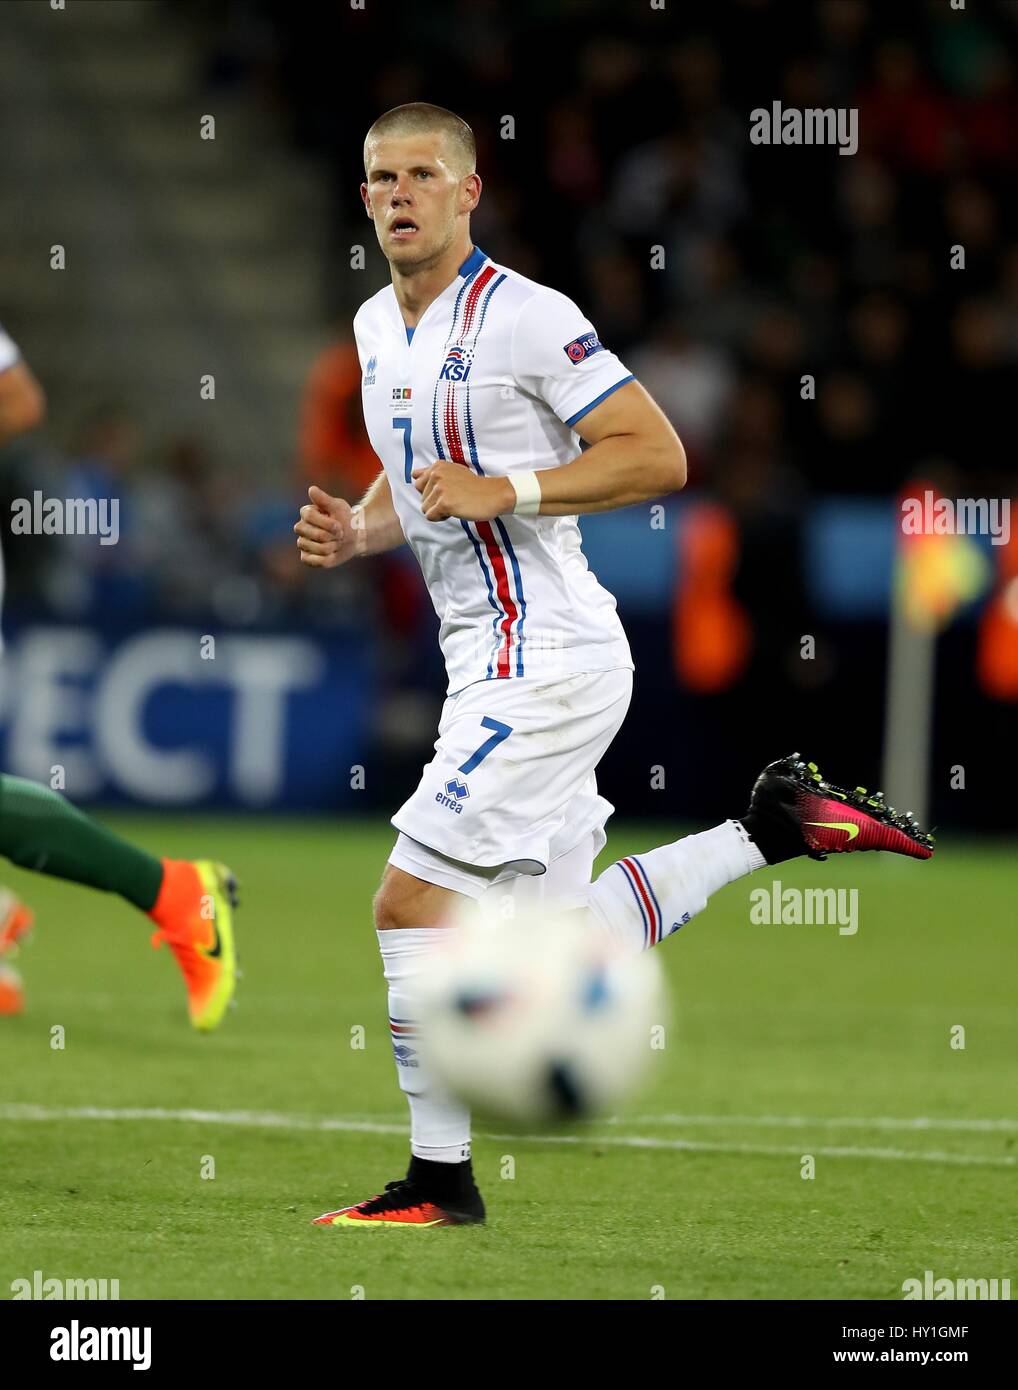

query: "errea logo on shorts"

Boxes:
[435, 777, 469, 814]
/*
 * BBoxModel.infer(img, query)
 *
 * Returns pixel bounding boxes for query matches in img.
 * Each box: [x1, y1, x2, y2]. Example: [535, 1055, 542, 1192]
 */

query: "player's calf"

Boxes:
[585, 753, 934, 954]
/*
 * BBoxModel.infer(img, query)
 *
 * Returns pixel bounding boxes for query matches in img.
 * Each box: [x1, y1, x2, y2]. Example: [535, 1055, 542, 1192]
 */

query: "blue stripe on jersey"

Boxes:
[564, 374, 636, 429]
[463, 386, 484, 475]
[431, 378, 445, 459]
[474, 272, 506, 343]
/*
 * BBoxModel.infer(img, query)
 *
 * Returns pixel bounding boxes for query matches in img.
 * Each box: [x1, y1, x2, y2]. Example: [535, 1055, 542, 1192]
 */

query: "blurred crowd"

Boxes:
[0, 407, 381, 638]
[3, 0, 1015, 632]
[253, 0, 1017, 512]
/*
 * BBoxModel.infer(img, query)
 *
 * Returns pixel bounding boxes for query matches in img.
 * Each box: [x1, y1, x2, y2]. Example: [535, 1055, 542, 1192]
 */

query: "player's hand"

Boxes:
[294, 485, 363, 567]
[412, 463, 514, 523]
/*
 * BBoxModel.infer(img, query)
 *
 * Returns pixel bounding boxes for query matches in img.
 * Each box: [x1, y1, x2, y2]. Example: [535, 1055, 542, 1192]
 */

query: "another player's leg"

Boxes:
[314, 846, 488, 1229]
[0, 774, 238, 1029]
[0, 883, 35, 1015]
[587, 753, 934, 952]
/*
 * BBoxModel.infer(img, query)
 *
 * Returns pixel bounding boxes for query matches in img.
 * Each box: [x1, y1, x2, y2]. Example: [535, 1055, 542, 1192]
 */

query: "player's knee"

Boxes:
[373, 872, 423, 932]
[374, 865, 460, 931]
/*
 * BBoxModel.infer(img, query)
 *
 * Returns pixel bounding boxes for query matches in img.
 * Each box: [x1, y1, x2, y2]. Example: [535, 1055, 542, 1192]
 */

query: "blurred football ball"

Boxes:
[417, 907, 667, 1126]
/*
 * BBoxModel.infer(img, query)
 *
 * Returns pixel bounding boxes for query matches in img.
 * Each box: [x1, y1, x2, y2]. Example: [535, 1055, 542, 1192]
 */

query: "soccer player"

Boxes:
[0, 322, 238, 1027]
[296, 104, 933, 1228]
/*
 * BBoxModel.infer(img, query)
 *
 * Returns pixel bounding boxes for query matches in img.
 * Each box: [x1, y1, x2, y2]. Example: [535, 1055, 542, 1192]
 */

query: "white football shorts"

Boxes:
[388, 666, 633, 897]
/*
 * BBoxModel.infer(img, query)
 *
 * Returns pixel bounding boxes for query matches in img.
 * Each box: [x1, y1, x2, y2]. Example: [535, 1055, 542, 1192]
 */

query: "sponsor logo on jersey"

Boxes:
[439, 345, 474, 381]
[563, 331, 604, 364]
[363, 354, 377, 387]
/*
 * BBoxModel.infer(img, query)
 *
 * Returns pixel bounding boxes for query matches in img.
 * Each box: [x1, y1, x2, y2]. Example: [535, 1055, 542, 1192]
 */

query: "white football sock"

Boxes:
[586, 820, 766, 952]
[377, 927, 471, 1164]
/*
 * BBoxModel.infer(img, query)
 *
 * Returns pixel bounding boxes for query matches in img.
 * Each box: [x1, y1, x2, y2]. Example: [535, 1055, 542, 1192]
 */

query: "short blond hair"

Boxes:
[364, 103, 476, 176]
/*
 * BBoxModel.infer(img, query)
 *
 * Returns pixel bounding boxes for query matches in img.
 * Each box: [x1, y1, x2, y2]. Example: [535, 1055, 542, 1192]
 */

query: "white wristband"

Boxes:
[350, 503, 367, 556]
[508, 470, 542, 517]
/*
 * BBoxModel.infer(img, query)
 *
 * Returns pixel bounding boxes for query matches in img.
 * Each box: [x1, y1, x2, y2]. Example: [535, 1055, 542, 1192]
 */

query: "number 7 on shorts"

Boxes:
[458, 717, 513, 775]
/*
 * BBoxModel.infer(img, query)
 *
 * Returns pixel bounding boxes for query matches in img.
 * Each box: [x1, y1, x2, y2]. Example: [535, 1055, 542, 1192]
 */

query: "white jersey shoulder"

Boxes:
[353, 249, 634, 694]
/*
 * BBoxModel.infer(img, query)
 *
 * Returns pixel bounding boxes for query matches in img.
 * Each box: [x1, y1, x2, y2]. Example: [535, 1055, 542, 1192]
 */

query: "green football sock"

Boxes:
[0, 774, 164, 913]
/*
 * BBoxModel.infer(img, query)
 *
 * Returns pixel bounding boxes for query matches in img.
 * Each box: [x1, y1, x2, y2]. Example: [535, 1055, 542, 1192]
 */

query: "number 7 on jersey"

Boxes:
[393, 416, 413, 484]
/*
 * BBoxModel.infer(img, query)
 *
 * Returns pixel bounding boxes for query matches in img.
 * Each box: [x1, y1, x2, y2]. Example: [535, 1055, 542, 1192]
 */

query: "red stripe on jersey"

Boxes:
[442, 262, 517, 676]
[460, 264, 496, 338]
[475, 519, 519, 678]
[444, 383, 466, 464]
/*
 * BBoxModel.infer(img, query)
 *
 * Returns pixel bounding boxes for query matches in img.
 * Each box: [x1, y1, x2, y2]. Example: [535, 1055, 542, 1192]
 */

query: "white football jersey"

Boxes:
[354, 247, 636, 694]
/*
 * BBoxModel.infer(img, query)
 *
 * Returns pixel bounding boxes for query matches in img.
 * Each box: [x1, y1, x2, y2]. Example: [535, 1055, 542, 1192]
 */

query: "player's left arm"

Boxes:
[0, 359, 46, 447]
[413, 380, 684, 522]
[521, 380, 685, 515]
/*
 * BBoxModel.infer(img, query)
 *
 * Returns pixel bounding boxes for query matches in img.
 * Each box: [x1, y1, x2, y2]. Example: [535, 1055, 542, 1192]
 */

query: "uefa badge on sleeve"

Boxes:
[562, 332, 604, 364]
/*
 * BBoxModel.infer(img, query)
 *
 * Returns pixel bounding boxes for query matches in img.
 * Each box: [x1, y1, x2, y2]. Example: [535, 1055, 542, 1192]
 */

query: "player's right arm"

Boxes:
[294, 471, 405, 568]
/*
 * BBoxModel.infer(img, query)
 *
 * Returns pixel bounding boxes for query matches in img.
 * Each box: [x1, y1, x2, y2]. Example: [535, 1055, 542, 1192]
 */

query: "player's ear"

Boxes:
[462, 173, 481, 213]
[360, 182, 373, 217]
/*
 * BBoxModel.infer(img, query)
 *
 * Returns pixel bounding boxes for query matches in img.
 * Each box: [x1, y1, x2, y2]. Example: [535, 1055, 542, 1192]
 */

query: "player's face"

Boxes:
[361, 133, 478, 272]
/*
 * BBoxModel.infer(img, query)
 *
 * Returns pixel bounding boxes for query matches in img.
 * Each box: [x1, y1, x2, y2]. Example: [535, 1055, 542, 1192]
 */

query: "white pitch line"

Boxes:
[0, 1104, 1014, 1169]
[0, 1104, 408, 1137]
[614, 1114, 1018, 1133]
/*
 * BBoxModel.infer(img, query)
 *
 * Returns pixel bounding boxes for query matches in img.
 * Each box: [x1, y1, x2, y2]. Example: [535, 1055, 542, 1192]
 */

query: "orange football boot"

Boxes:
[0, 962, 24, 1015]
[314, 1178, 485, 1228]
[149, 860, 238, 1031]
[0, 888, 34, 957]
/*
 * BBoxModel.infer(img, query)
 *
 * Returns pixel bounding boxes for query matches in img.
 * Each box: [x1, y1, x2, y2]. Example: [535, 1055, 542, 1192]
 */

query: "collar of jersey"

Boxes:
[389, 246, 489, 338]
[458, 245, 487, 278]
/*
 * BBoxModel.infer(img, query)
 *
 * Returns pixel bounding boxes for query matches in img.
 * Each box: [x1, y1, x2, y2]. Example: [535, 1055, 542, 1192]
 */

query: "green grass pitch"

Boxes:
[0, 816, 1014, 1300]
